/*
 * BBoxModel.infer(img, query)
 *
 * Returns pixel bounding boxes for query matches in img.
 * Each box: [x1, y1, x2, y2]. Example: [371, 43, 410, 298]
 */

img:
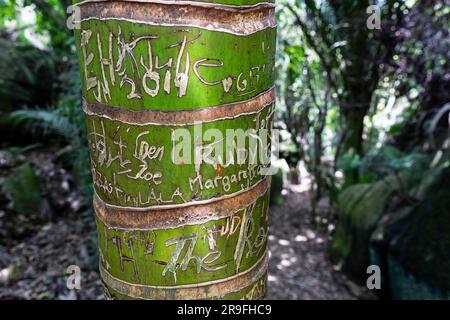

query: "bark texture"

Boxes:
[73, 0, 276, 299]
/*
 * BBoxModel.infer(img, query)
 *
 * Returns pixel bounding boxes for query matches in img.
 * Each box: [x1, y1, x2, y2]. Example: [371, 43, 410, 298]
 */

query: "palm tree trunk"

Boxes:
[72, 0, 276, 299]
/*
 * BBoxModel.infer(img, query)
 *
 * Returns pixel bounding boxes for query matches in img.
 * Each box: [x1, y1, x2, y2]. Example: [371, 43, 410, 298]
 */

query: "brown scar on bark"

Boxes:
[100, 252, 268, 300]
[94, 176, 271, 230]
[76, 1, 276, 36]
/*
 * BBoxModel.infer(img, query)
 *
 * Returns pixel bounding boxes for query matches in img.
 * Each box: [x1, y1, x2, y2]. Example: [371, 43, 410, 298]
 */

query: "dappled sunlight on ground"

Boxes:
[266, 182, 373, 300]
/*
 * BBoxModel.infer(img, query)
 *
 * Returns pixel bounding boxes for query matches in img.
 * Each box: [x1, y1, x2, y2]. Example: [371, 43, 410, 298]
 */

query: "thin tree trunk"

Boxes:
[72, 0, 276, 299]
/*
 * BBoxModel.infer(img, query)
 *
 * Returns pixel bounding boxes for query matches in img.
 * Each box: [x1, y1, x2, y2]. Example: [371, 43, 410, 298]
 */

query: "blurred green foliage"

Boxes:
[0, 39, 56, 114]
[1, 0, 90, 197]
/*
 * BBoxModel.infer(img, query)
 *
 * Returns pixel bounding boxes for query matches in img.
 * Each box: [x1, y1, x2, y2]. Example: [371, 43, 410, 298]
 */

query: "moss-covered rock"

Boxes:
[0, 39, 56, 114]
[3, 162, 42, 215]
[0, 39, 56, 143]
[329, 176, 404, 278]
[367, 167, 450, 299]
[369, 206, 414, 298]
[389, 169, 450, 295]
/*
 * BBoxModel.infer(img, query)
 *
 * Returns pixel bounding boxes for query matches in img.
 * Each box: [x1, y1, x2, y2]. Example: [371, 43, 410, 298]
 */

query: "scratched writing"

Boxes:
[87, 104, 272, 207]
[98, 195, 269, 285]
[78, 26, 274, 103]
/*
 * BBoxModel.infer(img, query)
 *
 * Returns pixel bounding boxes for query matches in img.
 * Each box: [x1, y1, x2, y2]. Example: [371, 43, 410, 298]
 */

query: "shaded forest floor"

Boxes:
[267, 184, 374, 299]
[0, 149, 373, 300]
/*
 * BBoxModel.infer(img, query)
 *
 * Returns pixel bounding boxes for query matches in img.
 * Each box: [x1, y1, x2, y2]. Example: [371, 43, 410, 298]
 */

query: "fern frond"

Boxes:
[10, 109, 79, 141]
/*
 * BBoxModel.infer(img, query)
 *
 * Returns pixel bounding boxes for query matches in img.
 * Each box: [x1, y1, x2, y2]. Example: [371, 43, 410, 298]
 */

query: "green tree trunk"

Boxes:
[72, 0, 276, 299]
